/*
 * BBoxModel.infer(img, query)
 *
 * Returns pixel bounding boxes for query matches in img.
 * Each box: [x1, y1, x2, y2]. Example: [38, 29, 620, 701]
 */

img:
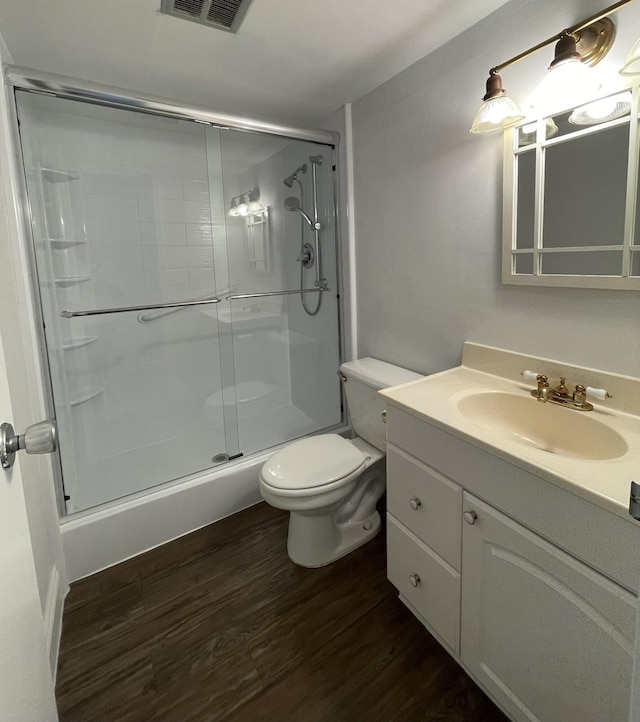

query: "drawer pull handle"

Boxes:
[380, 410, 387, 424]
[408, 573, 421, 588]
[463, 510, 478, 525]
[409, 497, 421, 510]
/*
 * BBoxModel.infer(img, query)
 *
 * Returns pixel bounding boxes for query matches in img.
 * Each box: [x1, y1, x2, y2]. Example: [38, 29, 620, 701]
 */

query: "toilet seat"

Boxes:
[260, 434, 366, 493]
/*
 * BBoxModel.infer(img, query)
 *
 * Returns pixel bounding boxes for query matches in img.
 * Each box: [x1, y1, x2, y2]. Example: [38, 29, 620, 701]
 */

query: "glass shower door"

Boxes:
[216, 127, 342, 455]
[16, 91, 238, 513]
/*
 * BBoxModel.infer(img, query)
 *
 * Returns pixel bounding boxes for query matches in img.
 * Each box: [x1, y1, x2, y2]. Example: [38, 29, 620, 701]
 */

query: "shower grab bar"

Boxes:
[60, 296, 222, 318]
[227, 286, 326, 301]
[137, 287, 235, 323]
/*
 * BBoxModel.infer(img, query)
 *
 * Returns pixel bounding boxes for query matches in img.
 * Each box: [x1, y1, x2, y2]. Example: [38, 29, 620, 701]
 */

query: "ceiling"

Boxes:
[0, 0, 511, 128]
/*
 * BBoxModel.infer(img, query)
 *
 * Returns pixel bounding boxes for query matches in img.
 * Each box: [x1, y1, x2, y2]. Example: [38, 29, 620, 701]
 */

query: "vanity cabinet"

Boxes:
[462, 493, 635, 722]
[385, 407, 638, 722]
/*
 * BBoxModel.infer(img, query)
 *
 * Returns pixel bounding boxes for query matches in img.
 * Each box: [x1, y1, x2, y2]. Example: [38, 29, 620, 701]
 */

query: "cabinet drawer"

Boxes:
[387, 514, 460, 654]
[387, 446, 462, 570]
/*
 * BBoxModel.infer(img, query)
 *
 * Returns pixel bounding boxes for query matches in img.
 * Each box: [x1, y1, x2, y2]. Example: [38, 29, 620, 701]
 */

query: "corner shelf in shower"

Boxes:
[41, 168, 80, 184]
[61, 336, 98, 351]
[44, 238, 88, 250]
[70, 387, 104, 407]
[54, 276, 91, 287]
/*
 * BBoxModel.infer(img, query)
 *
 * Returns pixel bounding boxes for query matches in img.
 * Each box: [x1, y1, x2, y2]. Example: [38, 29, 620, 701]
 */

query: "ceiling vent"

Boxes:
[160, 0, 255, 33]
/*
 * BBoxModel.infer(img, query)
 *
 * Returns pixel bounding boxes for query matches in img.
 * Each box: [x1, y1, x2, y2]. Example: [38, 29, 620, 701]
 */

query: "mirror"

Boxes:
[503, 85, 640, 290]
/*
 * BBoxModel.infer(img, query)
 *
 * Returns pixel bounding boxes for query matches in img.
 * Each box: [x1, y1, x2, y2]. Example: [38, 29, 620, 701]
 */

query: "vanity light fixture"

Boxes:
[518, 118, 559, 146]
[529, 31, 605, 114]
[470, 0, 634, 135]
[620, 35, 640, 73]
[568, 89, 632, 124]
[247, 189, 266, 215]
[469, 70, 525, 134]
[228, 188, 265, 217]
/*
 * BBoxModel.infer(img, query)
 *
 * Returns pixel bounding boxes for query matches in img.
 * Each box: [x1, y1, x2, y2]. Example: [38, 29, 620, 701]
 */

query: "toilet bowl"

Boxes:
[259, 358, 422, 567]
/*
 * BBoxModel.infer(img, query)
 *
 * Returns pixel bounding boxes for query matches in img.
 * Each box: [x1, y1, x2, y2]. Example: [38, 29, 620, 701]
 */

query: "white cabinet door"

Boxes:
[461, 493, 635, 722]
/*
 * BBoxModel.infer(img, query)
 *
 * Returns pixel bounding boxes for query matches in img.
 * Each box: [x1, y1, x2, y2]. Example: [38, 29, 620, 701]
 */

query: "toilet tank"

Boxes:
[341, 358, 423, 451]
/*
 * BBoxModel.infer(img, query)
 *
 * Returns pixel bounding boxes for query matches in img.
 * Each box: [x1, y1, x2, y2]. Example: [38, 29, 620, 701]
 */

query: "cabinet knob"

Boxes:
[463, 510, 478, 525]
[408, 573, 421, 588]
[409, 497, 421, 510]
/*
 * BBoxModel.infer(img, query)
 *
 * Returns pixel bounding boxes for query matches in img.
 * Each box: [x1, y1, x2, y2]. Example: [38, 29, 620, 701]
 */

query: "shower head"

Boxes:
[283, 163, 307, 188]
[285, 196, 319, 230]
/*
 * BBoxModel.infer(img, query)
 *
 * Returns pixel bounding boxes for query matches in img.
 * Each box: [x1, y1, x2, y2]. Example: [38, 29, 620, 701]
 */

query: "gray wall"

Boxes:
[351, 0, 640, 377]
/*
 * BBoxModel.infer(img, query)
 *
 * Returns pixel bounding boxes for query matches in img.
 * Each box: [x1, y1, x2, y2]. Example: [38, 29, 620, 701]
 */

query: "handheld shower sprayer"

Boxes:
[284, 196, 320, 230]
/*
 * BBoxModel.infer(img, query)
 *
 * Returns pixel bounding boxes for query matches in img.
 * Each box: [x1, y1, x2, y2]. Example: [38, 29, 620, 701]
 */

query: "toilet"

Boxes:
[259, 358, 423, 567]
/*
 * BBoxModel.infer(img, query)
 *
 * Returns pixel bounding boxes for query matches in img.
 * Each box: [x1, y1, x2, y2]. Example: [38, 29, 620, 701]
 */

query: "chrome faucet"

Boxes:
[522, 370, 612, 412]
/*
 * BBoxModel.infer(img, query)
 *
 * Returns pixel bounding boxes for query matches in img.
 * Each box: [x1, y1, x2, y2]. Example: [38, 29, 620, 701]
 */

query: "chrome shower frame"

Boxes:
[5, 64, 348, 515]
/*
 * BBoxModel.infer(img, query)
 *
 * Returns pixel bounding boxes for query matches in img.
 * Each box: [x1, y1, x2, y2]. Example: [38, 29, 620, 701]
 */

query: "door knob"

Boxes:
[1, 420, 57, 469]
[408, 573, 421, 588]
[409, 497, 421, 510]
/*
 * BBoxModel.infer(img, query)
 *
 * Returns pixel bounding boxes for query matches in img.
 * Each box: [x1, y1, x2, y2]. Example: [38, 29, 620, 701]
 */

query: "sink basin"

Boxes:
[456, 391, 628, 460]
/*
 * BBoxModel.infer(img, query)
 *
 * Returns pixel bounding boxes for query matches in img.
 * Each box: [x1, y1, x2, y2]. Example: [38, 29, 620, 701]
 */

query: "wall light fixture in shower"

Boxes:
[228, 188, 266, 217]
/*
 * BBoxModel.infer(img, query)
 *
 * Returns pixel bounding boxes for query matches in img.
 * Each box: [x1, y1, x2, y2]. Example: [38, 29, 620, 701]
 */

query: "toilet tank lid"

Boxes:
[340, 358, 423, 390]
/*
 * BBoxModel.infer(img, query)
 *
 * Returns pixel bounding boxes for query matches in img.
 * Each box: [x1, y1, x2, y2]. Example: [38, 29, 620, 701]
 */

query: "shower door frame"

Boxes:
[5, 65, 347, 517]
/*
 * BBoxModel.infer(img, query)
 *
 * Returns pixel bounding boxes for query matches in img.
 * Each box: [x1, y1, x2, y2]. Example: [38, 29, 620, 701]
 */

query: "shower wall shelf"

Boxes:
[45, 239, 88, 250]
[54, 276, 91, 286]
[61, 337, 98, 351]
[41, 168, 80, 183]
[69, 387, 104, 407]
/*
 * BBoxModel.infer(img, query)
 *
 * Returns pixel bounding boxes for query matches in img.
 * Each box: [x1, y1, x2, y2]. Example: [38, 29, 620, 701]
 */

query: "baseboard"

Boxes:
[43, 565, 68, 678]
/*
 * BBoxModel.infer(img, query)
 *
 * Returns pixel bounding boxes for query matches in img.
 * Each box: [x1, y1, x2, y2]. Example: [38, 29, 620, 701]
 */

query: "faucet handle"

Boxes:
[585, 386, 612, 401]
[522, 370, 541, 383]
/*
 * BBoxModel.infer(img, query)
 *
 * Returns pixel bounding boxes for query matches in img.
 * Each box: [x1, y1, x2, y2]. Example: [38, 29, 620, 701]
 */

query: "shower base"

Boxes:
[61, 403, 325, 581]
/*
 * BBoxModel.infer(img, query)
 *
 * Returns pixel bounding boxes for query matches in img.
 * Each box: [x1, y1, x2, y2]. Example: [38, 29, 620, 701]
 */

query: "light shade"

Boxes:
[518, 118, 559, 146]
[248, 199, 266, 214]
[247, 189, 266, 215]
[470, 72, 525, 134]
[530, 35, 601, 115]
[569, 91, 632, 125]
[620, 37, 640, 75]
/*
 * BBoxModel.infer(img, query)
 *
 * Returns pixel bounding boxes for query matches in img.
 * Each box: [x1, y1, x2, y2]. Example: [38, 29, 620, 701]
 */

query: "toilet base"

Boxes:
[287, 509, 381, 568]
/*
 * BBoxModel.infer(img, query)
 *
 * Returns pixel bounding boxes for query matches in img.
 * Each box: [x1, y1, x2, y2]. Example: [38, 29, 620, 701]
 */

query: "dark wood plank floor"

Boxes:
[56, 502, 509, 721]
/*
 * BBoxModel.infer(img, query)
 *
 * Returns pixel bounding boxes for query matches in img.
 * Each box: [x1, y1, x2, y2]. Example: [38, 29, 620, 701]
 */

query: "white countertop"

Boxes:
[380, 344, 640, 521]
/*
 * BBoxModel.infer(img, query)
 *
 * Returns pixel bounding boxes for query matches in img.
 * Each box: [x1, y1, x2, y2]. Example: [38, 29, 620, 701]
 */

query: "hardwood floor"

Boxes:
[56, 502, 508, 721]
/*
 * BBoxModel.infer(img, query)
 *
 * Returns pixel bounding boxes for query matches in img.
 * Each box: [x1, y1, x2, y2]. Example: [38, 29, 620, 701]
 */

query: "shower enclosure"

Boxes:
[14, 84, 342, 515]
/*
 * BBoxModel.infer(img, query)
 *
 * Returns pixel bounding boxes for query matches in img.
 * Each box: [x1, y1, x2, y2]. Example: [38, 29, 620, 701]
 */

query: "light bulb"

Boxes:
[530, 58, 602, 115]
[470, 72, 524, 134]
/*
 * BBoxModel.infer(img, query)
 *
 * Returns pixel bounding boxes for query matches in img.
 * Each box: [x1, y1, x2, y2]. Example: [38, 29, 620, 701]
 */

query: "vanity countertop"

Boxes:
[380, 343, 640, 522]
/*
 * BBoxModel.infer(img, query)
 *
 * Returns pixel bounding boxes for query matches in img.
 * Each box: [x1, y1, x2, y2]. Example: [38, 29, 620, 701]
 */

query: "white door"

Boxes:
[0, 327, 58, 721]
